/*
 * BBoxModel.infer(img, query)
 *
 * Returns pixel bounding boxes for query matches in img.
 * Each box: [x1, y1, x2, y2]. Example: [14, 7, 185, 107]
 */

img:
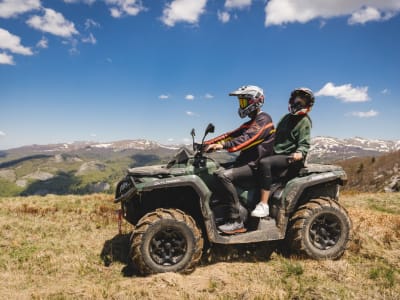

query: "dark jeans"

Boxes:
[215, 164, 256, 222]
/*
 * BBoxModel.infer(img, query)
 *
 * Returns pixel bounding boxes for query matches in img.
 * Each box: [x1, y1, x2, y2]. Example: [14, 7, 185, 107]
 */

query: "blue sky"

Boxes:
[1, 0, 400, 150]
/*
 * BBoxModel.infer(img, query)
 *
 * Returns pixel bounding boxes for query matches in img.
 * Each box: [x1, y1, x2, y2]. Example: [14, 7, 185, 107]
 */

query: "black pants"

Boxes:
[215, 164, 256, 222]
[257, 154, 306, 190]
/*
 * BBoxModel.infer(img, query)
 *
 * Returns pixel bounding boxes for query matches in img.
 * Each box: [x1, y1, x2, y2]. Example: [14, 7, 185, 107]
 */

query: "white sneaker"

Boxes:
[251, 202, 269, 218]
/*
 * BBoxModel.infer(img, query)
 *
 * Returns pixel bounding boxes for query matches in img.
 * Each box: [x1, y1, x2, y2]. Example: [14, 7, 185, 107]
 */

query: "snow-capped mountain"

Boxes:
[3, 137, 399, 163]
[309, 136, 400, 162]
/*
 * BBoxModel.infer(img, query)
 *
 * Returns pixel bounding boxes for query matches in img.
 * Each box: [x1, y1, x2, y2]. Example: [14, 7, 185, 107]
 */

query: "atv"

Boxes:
[114, 124, 352, 275]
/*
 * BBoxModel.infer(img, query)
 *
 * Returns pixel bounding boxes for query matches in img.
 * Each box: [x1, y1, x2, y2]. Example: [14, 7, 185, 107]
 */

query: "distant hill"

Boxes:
[0, 137, 399, 196]
[335, 150, 400, 192]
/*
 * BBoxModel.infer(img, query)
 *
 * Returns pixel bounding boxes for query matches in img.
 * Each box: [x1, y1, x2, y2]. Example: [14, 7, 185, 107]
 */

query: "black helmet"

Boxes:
[289, 87, 314, 115]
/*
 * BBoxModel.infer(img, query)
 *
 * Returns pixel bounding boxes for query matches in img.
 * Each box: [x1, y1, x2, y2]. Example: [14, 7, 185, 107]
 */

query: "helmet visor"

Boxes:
[238, 97, 250, 109]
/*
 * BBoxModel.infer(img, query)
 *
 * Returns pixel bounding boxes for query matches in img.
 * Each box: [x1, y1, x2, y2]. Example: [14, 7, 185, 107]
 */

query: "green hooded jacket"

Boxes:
[273, 113, 312, 157]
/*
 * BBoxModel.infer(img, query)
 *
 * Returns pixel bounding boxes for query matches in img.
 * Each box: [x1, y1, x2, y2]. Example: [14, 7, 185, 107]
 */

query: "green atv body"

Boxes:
[115, 125, 351, 275]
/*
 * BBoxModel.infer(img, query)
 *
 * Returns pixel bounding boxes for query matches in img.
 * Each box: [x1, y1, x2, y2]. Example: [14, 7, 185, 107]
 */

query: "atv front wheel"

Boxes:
[288, 198, 351, 260]
[130, 208, 203, 275]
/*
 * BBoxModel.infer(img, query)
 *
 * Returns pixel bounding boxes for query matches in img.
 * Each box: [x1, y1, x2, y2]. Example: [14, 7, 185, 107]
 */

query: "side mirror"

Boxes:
[205, 123, 215, 135]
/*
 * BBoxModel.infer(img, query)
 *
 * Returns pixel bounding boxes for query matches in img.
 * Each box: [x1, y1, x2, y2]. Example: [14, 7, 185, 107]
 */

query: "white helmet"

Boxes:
[229, 85, 265, 118]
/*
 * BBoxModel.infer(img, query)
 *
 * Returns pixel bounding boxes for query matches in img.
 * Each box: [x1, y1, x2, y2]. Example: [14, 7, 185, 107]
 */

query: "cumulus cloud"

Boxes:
[0, 130, 6, 136]
[204, 93, 214, 99]
[105, 0, 146, 18]
[381, 88, 390, 94]
[161, 0, 207, 27]
[27, 8, 79, 37]
[225, 0, 251, 9]
[316, 82, 369, 102]
[0, 52, 14, 65]
[348, 6, 382, 24]
[218, 11, 230, 23]
[350, 110, 379, 118]
[159, 94, 170, 100]
[0, 28, 33, 55]
[185, 94, 195, 100]
[0, 0, 41, 18]
[264, 0, 400, 27]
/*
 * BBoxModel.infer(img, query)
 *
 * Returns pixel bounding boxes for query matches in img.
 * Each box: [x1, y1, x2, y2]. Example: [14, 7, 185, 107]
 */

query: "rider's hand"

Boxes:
[205, 143, 223, 152]
[292, 152, 303, 161]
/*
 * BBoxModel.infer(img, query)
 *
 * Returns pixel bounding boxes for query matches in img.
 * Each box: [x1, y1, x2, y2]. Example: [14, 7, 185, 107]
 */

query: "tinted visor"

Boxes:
[238, 97, 251, 109]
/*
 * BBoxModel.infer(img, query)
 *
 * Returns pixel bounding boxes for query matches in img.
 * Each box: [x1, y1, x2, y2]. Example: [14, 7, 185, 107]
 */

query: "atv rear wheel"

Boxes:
[288, 198, 351, 260]
[130, 208, 203, 275]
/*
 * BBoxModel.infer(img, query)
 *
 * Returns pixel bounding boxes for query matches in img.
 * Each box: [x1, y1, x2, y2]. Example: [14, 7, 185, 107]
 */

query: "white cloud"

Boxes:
[185, 94, 195, 100]
[264, 0, 400, 27]
[0, 0, 41, 18]
[348, 6, 381, 24]
[225, 0, 251, 9]
[64, 0, 96, 4]
[27, 8, 79, 37]
[161, 0, 207, 27]
[0, 130, 6, 136]
[381, 88, 390, 94]
[204, 93, 214, 99]
[36, 36, 48, 48]
[186, 111, 198, 116]
[0, 52, 14, 65]
[350, 110, 379, 118]
[82, 33, 97, 44]
[218, 11, 230, 23]
[0, 28, 33, 55]
[159, 94, 170, 100]
[105, 0, 146, 18]
[316, 82, 369, 102]
[84, 18, 100, 30]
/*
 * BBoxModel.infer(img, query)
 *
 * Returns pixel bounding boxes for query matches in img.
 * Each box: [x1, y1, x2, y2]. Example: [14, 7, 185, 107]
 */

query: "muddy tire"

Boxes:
[287, 198, 351, 260]
[130, 208, 204, 275]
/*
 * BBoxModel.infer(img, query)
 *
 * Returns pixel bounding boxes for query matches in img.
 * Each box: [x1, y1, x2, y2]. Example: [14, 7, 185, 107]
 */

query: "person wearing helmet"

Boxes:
[205, 85, 275, 234]
[251, 88, 314, 218]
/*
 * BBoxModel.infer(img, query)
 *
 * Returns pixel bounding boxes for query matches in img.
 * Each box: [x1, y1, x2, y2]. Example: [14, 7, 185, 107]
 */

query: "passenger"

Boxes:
[205, 85, 275, 234]
[251, 88, 314, 218]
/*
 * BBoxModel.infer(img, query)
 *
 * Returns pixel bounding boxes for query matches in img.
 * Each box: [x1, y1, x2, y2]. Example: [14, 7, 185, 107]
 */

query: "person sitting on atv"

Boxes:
[251, 88, 314, 218]
[205, 85, 276, 234]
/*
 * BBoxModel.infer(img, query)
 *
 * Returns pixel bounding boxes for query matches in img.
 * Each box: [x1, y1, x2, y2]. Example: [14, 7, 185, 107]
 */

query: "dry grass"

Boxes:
[0, 193, 399, 299]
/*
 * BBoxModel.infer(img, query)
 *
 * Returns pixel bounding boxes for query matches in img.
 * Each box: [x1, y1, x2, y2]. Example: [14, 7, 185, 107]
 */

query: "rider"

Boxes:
[251, 88, 314, 218]
[205, 85, 275, 234]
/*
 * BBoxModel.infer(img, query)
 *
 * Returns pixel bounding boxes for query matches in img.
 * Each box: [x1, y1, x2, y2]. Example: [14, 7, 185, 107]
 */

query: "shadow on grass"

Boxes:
[100, 233, 139, 277]
[22, 171, 82, 196]
[0, 154, 52, 169]
[100, 232, 279, 277]
[201, 241, 278, 266]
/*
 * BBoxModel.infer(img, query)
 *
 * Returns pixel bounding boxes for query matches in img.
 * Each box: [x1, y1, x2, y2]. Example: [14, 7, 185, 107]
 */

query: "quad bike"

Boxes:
[114, 124, 352, 275]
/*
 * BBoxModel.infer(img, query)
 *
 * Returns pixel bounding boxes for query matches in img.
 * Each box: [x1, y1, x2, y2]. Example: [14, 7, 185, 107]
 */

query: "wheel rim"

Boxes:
[309, 213, 341, 250]
[149, 227, 187, 266]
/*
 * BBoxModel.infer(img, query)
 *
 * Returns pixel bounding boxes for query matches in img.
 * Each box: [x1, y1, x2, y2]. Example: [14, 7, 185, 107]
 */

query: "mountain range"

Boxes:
[0, 136, 399, 197]
[3, 136, 399, 161]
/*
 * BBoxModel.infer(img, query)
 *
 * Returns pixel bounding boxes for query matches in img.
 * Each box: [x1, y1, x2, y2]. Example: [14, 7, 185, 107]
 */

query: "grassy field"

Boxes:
[0, 193, 399, 299]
